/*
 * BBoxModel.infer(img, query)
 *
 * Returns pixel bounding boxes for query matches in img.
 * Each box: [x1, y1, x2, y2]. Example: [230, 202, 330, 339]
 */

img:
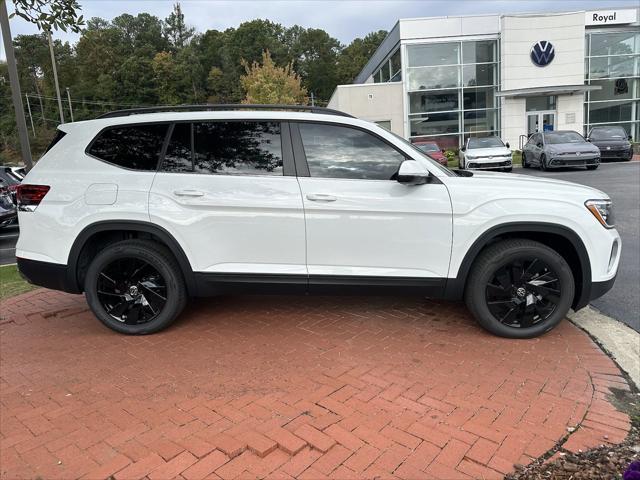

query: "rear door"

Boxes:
[149, 120, 307, 293]
[292, 121, 452, 294]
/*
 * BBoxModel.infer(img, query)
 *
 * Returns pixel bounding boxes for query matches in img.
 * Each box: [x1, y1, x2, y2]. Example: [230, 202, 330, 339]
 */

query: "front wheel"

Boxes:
[503, 167, 513, 173]
[464, 239, 575, 339]
[522, 153, 529, 169]
[84, 239, 187, 334]
[586, 165, 599, 170]
[540, 154, 548, 171]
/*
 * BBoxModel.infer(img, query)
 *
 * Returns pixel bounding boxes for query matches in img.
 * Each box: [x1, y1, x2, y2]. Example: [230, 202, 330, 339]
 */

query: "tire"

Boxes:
[84, 239, 187, 334]
[586, 165, 599, 170]
[540, 154, 548, 171]
[464, 239, 575, 339]
[503, 167, 513, 173]
[522, 153, 529, 169]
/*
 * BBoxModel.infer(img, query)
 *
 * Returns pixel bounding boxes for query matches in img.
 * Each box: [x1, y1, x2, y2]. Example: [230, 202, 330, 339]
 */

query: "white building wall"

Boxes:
[502, 97, 526, 150]
[327, 83, 404, 136]
[556, 95, 584, 132]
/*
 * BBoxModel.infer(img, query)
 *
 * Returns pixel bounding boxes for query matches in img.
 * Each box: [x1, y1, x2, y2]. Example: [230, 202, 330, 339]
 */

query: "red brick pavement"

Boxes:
[0, 290, 631, 480]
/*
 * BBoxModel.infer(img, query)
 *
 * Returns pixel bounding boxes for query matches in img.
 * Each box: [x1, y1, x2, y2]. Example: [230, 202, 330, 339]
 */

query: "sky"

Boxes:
[1, 0, 639, 60]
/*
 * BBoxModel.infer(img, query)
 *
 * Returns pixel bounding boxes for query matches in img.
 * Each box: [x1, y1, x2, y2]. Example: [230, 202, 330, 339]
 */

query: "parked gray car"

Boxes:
[522, 131, 600, 171]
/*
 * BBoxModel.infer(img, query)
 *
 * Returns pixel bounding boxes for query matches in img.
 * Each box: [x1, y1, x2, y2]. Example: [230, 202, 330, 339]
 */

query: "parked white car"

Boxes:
[459, 136, 513, 172]
[16, 105, 620, 339]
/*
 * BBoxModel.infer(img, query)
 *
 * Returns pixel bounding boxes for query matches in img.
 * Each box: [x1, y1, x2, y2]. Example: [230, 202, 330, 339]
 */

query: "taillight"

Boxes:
[17, 184, 50, 211]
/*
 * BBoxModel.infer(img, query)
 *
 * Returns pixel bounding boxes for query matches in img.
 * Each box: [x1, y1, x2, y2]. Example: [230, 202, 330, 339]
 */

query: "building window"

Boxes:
[406, 39, 499, 146]
[373, 47, 402, 84]
[585, 31, 639, 141]
[525, 96, 557, 112]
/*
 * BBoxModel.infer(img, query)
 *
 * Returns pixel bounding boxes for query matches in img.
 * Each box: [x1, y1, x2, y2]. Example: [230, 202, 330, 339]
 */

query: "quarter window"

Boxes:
[193, 121, 283, 175]
[88, 124, 168, 171]
[299, 123, 405, 180]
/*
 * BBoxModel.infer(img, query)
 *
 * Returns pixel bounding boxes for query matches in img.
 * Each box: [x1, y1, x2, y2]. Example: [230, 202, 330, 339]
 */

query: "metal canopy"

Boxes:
[496, 84, 602, 98]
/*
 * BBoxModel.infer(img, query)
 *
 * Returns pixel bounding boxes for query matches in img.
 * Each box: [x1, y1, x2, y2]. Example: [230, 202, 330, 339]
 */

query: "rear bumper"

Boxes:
[17, 257, 80, 293]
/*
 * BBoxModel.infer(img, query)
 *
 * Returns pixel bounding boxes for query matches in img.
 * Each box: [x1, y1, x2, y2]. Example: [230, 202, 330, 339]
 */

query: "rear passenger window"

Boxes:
[193, 121, 283, 175]
[163, 123, 192, 173]
[88, 124, 168, 171]
[299, 123, 405, 180]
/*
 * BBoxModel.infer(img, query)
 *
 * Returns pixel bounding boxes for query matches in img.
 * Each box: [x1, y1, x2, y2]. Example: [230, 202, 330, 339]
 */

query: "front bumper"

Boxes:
[589, 275, 617, 302]
[549, 155, 599, 168]
[17, 257, 79, 293]
[467, 159, 512, 170]
[599, 148, 633, 160]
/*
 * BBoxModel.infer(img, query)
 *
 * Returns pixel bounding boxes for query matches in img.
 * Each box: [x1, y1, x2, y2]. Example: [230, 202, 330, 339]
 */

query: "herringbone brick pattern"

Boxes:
[0, 290, 631, 479]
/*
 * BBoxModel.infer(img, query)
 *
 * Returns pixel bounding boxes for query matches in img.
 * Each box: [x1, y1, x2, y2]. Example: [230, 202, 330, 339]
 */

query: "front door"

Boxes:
[292, 122, 452, 293]
[149, 120, 307, 291]
[527, 111, 556, 135]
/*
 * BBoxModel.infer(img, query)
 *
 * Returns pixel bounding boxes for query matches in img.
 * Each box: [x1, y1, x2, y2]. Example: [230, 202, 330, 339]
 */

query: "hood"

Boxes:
[467, 171, 609, 198]
[466, 146, 511, 157]
[545, 143, 599, 154]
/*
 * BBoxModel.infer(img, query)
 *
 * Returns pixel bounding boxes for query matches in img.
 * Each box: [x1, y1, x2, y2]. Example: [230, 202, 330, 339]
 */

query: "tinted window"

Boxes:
[163, 123, 192, 172]
[45, 129, 66, 153]
[88, 124, 167, 171]
[590, 127, 628, 140]
[467, 137, 504, 149]
[193, 121, 283, 175]
[545, 132, 585, 145]
[299, 123, 405, 180]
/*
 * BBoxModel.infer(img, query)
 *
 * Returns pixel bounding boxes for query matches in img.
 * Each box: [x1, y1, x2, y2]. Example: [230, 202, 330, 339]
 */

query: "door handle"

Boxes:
[174, 189, 204, 197]
[306, 194, 337, 202]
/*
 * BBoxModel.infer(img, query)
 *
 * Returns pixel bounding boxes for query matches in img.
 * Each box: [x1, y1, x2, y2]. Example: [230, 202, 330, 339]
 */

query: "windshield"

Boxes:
[545, 132, 585, 144]
[416, 143, 439, 152]
[467, 137, 504, 149]
[590, 127, 627, 140]
[386, 131, 454, 176]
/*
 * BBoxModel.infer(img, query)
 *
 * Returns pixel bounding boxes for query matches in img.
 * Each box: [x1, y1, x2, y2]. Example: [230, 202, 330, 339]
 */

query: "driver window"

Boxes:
[299, 123, 405, 180]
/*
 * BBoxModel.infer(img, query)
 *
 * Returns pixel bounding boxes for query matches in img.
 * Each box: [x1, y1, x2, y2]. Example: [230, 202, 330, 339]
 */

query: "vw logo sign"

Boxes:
[530, 41, 555, 67]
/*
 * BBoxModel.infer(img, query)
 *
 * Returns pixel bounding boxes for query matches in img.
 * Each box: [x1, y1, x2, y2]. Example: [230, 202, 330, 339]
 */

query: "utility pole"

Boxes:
[25, 94, 36, 136]
[66, 87, 74, 122]
[47, 29, 65, 124]
[0, 0, 34, 171]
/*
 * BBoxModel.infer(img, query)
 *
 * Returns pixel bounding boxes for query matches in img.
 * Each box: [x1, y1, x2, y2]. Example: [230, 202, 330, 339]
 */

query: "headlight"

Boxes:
[585, 199, 614, 228]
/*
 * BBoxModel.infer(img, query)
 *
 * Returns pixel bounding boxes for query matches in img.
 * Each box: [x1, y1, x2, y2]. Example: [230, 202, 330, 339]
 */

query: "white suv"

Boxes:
[16, 105, 620, 338]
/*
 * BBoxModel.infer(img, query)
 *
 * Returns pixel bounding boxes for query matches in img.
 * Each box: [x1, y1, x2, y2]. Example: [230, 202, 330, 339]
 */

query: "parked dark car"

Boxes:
[413, 141, 448, 166]
[522, 130, 600, 171]
[0, 166, 22, 204]
[0, 181, 17, 229]
[587, 126, 633, 161]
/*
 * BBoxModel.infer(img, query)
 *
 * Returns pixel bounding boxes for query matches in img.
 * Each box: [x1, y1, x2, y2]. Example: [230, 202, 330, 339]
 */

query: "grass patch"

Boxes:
[0, 264, 37, 301]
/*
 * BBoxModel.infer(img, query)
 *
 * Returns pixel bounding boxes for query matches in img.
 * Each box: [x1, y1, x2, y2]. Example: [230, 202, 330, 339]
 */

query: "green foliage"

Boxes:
[10, 0, 85, 33]
[1, 3, 389, 160]
[241, 50, 308, 105]
[0, 265, 37, 301]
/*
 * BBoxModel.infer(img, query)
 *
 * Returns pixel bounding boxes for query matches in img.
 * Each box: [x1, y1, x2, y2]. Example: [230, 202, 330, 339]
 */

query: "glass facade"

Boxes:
[585, 31, 640, 141]
[406, 39, 499, 147]
[373, 48, 402, 83]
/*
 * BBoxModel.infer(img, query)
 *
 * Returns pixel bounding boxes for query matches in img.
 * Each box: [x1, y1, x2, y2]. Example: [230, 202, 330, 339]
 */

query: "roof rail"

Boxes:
[96, 104, 355, 119]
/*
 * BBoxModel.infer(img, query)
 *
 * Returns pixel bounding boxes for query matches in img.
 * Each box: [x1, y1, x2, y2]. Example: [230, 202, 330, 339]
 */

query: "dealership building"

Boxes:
[327, 7, 640, 150]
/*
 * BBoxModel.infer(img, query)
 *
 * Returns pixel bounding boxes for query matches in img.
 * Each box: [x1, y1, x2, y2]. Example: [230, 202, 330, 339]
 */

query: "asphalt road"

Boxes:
[517, 161, 640, 332]
[1, 163, 637, 331]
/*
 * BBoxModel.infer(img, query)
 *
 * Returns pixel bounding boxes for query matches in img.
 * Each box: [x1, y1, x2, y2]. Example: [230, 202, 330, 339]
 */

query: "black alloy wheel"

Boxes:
[485, 257, 560, 328]
[97, 258, 167, 325]
[465, 239, 574, 338]
[84, 239, 187, 334]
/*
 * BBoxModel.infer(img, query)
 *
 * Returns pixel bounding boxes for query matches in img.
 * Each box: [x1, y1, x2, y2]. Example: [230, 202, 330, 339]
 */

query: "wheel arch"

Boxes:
[67, 220, 196, 295]
[445, 222, 592, 310]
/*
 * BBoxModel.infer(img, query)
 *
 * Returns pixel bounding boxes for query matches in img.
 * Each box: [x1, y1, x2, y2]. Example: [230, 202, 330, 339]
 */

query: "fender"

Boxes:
[444, 222, 592, 310]
[67, 220, 196, 295]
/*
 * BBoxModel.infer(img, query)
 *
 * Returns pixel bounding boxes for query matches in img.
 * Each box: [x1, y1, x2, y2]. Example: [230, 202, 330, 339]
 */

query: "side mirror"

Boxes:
[505, 142, 510, 149]
[397, 160, 430, 185]
[460, 146, 466, 151]
[587, 138, 592, 142]
[629, 135, 633, 141]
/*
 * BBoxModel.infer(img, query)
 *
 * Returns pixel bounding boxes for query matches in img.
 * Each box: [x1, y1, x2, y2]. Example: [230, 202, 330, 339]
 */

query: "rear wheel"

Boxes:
[84, 239, 187, 334]
[464, 239, 574, 339]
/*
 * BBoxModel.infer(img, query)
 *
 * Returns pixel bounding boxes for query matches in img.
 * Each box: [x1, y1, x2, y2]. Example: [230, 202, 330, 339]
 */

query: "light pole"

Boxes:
[47, 29, 65, 124]
[0, 0, 34, 171]
[66, 87, 74, 122]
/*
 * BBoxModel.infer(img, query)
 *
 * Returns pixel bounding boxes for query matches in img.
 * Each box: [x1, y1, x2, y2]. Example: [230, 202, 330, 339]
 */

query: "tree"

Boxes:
[240, 50, 308, 105]
[163, 2, 194, 50]
[336, 30, 388, 84]
[152, 51, 179, 104]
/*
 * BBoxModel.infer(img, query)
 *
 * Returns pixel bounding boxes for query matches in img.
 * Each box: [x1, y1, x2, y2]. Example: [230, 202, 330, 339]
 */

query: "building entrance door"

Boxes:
[527, 111, 556, 135]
